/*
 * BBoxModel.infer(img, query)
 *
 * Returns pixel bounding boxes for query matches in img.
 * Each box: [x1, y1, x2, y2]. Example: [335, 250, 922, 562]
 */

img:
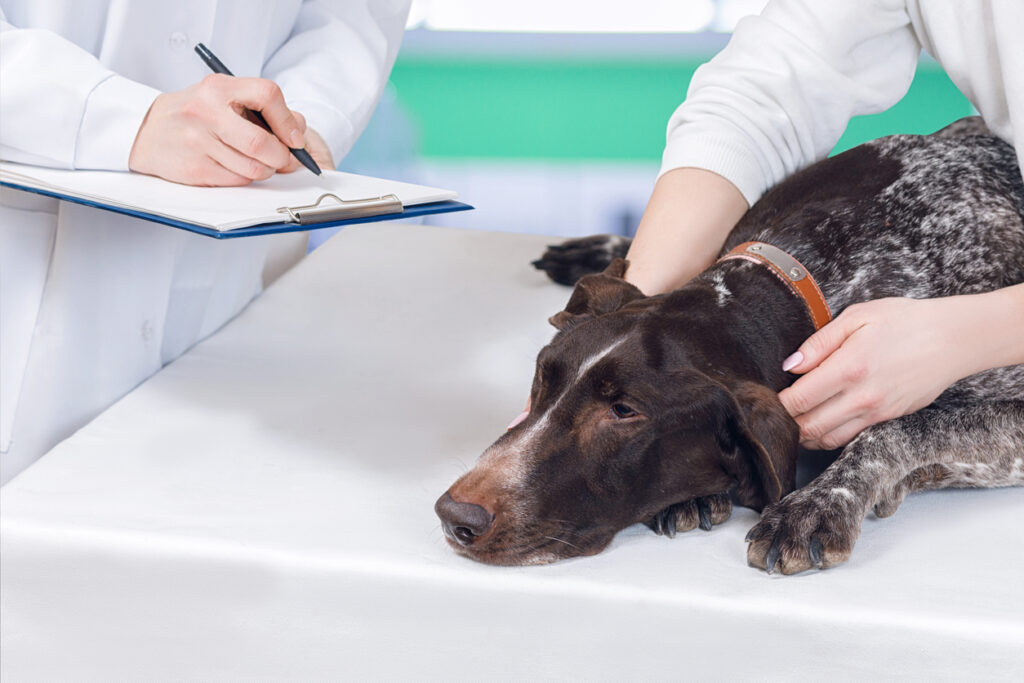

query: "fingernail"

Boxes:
[782, 351, 803, 372]
[289, 129, 303, 147]
[506, 410, 529, 431]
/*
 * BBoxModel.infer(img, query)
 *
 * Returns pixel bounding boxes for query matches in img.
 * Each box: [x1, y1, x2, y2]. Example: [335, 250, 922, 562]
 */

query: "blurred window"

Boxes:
[406, 0, 770, 34]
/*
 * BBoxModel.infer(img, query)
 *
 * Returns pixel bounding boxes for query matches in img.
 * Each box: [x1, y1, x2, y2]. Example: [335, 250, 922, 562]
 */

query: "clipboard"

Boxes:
[0, 162, 473, 239]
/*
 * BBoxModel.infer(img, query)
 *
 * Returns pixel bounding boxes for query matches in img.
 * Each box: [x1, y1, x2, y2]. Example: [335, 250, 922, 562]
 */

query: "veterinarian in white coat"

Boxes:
[0, 0, 410, 484]
[625, 0, 1024, 449]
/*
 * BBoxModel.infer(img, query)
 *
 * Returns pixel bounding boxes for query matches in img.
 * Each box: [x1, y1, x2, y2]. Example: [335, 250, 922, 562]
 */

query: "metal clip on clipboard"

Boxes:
[276, 192, 403, 225]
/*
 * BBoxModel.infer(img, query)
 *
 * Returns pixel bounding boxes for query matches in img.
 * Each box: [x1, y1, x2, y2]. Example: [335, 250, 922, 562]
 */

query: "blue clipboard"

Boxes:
[0, 181, 473, 240]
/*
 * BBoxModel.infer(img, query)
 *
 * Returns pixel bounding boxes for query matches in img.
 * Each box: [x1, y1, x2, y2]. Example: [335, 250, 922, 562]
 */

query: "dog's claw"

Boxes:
[765, 541, 782, 575]
[745, 524, 766, 543]
[697, 498, 713, 531]
[646, 508, 667, 536]
[647, 512, 662, 536]
[664, 508, 678, 538]
[809, 535, 824, 568]
[648, 493, 731, 539]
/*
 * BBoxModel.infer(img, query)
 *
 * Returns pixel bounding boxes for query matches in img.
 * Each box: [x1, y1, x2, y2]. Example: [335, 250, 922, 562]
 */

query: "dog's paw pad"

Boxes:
[745, 489, 862, 575]
[647, 493, 732, 538]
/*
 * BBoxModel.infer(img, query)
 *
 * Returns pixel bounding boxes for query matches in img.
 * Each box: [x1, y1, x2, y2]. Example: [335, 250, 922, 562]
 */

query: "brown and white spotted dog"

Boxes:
[435, 117, 1024, 573]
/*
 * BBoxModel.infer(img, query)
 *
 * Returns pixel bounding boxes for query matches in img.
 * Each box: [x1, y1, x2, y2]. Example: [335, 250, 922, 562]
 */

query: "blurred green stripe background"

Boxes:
[389, 59, 974, 161]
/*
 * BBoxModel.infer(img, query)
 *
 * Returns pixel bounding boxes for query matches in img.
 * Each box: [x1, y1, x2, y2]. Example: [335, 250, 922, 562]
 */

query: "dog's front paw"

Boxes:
[532, 234, 631, 286]
[745, 487, 865, 575]
[646, 493, 732, 538]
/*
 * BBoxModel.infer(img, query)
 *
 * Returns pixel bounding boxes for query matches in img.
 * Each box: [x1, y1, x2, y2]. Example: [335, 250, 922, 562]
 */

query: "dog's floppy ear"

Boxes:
[549, 259, 645, 331]
[718, 381, 799, 511]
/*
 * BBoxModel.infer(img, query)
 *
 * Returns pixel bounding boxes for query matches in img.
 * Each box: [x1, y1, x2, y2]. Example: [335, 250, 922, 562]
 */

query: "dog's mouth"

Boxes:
[442, 526, 613, 566]
[435, 491, 614, 565]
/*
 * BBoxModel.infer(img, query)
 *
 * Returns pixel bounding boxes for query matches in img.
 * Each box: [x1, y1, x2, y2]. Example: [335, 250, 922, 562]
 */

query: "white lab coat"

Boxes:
[0, 0, 410, 483]
[660, 0, 1024, 205]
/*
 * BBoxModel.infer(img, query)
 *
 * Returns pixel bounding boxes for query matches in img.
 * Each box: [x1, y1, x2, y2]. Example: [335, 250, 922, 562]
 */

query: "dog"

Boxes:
[435, 117, 1024, 573]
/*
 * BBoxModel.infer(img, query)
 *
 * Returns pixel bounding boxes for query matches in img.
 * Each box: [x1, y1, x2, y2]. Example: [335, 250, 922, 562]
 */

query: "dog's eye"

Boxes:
[610, 403, 638, 419]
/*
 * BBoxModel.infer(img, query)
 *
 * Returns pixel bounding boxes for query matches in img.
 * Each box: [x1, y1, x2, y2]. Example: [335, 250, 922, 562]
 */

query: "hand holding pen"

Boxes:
[128, 44, 333, 186]
[194, 43, 321, 176]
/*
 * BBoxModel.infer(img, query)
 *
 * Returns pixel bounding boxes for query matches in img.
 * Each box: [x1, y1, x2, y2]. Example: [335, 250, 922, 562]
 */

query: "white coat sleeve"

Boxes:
[263, 0, 410, 165]
[661, 0, 922, 205]
[0, 11, 160, 170]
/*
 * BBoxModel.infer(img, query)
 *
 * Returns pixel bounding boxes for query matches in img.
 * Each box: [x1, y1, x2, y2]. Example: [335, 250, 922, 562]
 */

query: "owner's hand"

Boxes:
[129, 74, 332, 186]
[777, 297, 969, 450]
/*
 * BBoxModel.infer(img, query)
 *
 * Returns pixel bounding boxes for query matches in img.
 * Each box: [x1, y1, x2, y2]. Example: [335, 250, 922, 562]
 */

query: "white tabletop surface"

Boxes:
[2, 223, 1022, 681]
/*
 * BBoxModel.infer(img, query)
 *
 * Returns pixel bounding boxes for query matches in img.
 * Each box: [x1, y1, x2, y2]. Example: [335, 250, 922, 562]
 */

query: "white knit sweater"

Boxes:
[661, 0, 1023, 205]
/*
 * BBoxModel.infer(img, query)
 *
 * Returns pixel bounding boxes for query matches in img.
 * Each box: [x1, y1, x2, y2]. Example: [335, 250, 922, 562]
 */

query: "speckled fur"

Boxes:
[746, 401, 1024, 574]
[533, 118, 1024, 573]
[724, 118, 1024, 573]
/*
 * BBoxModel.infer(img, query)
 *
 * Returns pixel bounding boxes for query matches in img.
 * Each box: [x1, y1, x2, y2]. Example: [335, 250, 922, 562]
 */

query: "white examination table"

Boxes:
[2, 224, 1022, 681]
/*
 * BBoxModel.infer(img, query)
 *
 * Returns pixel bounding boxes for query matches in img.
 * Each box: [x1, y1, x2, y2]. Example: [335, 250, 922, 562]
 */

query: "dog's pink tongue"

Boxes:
[507, 410, 530, 430]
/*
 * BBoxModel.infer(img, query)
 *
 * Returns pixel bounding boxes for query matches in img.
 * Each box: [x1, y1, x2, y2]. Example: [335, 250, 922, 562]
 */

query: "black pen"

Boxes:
[194, 42, 322, 176]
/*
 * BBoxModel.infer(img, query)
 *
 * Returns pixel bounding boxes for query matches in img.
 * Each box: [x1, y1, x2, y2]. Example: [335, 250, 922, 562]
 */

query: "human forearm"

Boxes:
[625, 167, 749, 295]
[946, 282, 1024, 379]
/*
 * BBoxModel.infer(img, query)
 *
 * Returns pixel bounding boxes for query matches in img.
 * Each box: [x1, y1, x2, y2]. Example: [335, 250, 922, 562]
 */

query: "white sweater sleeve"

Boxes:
[0, 13, 159, 170]
[661, 0, 922, 205]
[263, 0, 410, 165]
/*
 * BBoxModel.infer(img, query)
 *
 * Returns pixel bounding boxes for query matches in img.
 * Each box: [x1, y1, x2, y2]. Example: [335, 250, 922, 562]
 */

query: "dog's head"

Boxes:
[436, 260, 798, 565]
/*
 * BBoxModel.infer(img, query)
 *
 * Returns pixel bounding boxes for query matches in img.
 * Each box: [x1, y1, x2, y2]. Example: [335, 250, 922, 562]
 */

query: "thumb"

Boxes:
[782, 309, 864, 374]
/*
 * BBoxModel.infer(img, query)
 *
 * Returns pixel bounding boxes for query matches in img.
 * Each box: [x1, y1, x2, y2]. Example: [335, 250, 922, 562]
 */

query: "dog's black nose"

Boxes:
[435, 492, 494, 546]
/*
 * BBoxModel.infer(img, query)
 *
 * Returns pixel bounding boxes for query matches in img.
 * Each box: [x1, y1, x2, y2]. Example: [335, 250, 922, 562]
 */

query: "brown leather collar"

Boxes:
[716, 241, 832, 331]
